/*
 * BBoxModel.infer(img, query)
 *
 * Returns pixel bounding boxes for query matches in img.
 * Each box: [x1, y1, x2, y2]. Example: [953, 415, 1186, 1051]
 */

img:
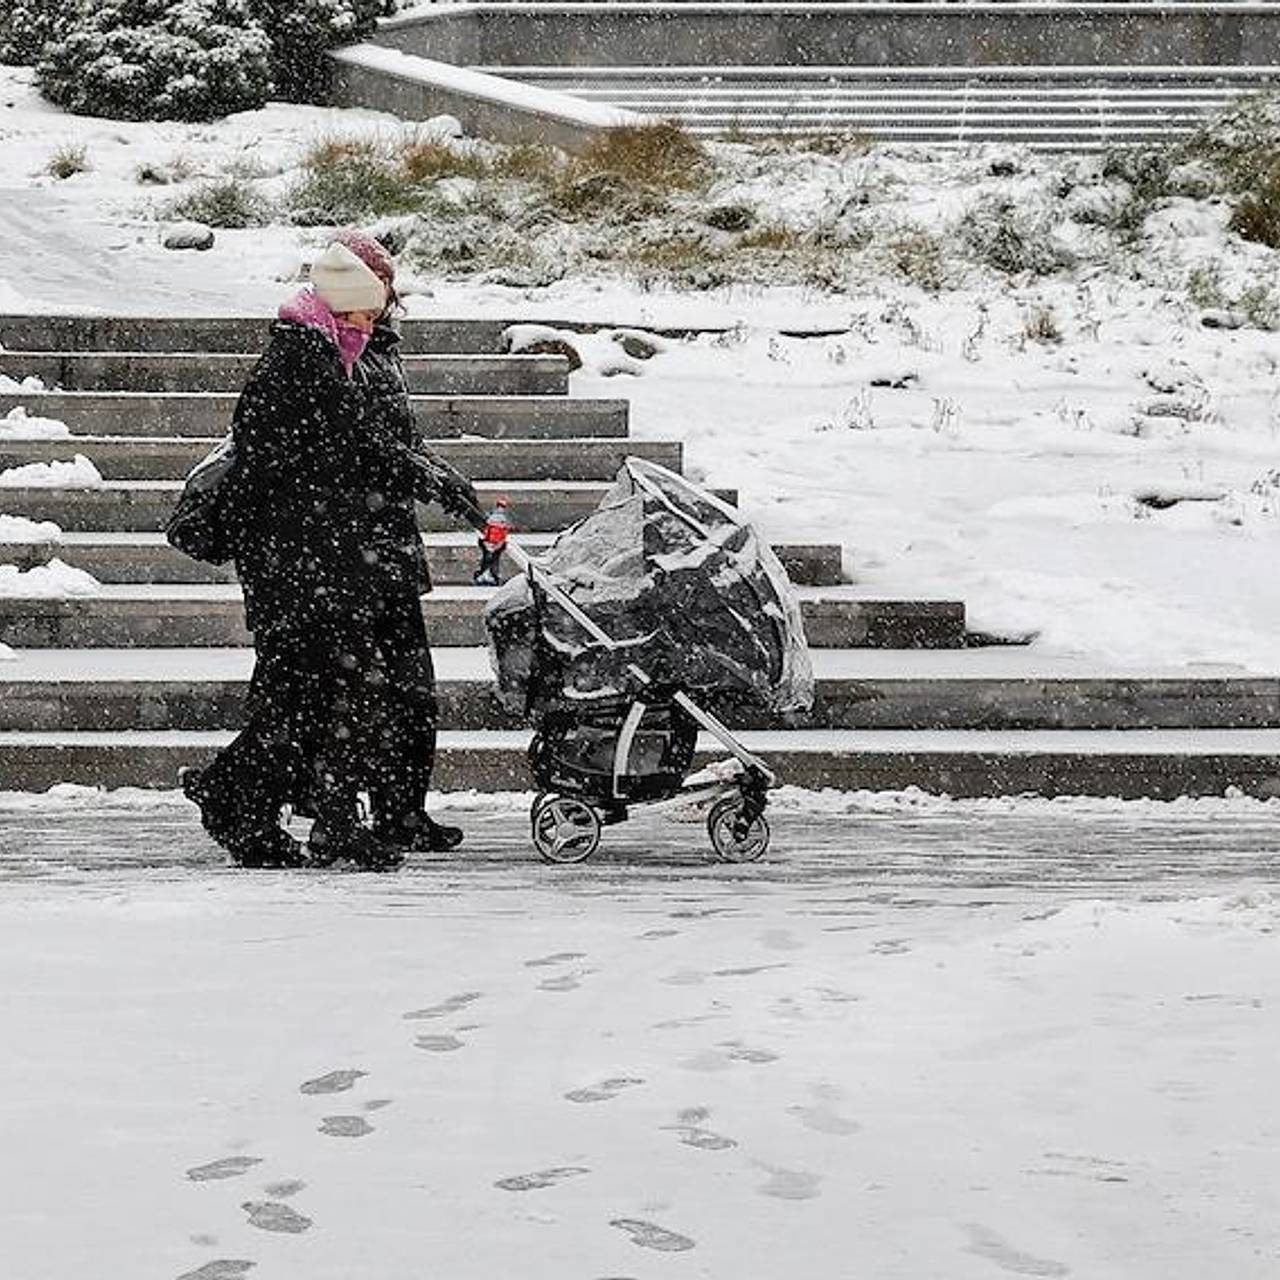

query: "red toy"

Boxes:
[473, 496, 511, 586]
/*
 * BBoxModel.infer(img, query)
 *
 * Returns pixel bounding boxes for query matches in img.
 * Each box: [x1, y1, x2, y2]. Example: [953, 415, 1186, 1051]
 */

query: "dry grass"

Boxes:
[572, 121, 710, 189]
[46, 143, 89, 179]
[1023, 305, 1063, 345]
[738, 221, 805, 251]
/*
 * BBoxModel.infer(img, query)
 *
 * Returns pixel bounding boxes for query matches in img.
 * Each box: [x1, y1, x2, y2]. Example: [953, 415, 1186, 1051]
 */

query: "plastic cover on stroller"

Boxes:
[484, 459, 814, 720]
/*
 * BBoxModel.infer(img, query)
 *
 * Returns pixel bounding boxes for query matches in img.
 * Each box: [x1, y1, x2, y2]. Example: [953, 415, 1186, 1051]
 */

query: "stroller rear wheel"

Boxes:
[707, 794, 770, 863]
[531, 793, 602, 864]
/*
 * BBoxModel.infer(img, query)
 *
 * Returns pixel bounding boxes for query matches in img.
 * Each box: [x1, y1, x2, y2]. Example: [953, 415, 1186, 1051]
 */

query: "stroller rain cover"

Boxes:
[484, 458, 814, 720]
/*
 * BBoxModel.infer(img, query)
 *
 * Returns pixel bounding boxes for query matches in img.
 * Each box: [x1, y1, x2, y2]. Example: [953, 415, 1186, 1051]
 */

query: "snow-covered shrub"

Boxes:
[37, 0, 272, 123]
[1184, 94, 1280, 193]
[46, 144, 89, 179]
[551, 123, 711, 219]
[1230, 169, 1280, 249]
[883, 228, 949, 292]
[166, 177, 272, 228]
[250, 0, 389, 102]
[287, 133, 491, 225]
[0, 0, 74, 67]
[958, 196, 1074, 276]
[288, 136, 427, 225]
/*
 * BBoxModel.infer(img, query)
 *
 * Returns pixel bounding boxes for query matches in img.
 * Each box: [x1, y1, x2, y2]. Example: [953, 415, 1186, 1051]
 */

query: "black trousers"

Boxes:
[199, 590, 438, 847]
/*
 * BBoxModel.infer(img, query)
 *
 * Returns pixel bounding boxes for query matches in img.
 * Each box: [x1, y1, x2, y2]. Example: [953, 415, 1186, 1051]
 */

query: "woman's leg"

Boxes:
[189, 623, 308, 865]
[366, 590, 448, 844]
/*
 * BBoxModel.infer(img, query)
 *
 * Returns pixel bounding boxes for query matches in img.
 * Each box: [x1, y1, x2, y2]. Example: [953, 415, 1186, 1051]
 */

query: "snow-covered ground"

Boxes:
[1, 789, 1278, 1279]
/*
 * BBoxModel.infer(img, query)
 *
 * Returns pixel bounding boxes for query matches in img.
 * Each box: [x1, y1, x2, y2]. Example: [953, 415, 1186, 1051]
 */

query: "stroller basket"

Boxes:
[530, 697, 699, 806]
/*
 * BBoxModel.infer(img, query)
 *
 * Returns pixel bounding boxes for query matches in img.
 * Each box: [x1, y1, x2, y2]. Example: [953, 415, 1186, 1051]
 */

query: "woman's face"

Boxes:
[336, 307, 382, 334]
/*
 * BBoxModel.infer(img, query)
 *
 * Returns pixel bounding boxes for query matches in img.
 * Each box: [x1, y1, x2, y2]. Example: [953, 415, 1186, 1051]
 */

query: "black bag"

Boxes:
[165, 436, 239, 565]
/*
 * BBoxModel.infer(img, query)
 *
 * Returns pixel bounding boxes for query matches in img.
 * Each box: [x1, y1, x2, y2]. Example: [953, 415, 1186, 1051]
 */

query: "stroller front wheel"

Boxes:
[707, 795, 770, 863]
[531, 793, 602, 864]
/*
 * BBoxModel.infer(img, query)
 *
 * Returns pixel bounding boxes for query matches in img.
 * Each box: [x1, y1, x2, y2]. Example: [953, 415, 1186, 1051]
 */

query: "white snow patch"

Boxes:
[0, 374, 47, 393]
[0, 454, 104, 488]
[0, 513, 61, 542]
[0, 557, 101, 597]
[0, 406, 72, 439]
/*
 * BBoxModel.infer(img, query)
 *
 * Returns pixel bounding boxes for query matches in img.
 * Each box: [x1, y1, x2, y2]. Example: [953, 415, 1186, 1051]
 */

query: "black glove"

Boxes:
[407, 447, 481, 524]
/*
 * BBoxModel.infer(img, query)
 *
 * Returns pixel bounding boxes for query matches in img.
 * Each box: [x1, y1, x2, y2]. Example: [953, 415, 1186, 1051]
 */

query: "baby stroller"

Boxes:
[483, 459, 814, 864]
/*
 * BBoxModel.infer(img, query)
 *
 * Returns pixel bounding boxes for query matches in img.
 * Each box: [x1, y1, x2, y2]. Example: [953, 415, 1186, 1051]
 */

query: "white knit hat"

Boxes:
[309, 241, 387, 313]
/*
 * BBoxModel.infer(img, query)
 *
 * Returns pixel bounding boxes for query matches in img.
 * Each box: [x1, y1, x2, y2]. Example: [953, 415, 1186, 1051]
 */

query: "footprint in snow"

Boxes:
[539, 970, 595, 992]
[757, 1166, 823, 1201]
[525, 951, 587, 968]
[660, 968, 706, 986]
[364, 1098, 394, 1112]
[872, 939, 911, 955]
[319, 1115, 374, 1138]
[963, 1224, 1070, 1277]
[664, 1107, 737, 1151]
[564, 1077, 644, 1104]
[416, 1033, 464, 1052]
[495, 1166, 591, 1192]
[638, 928, 679, 940]
[186, 1157, 262, 1183]
[403, 991, 483, 1020]
[610, 1219, 696, 1252]
[299, 1069, 366, 1095]
[241, 1202, 312, 1234]
[788, 1101, 861, 1136]
[724, 1041, 778, 1064]
[760, 928, 803, 951]
[175, 1262, 255, 1280]
[263, 1180, 306, 1199]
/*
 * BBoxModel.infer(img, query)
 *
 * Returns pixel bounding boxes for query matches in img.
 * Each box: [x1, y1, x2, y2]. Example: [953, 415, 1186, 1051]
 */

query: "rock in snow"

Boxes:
[162, 222, 215, 252]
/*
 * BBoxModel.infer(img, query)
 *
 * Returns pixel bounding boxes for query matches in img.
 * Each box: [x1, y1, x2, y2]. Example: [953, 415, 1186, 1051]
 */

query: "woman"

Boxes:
[184, 231, 480, 869]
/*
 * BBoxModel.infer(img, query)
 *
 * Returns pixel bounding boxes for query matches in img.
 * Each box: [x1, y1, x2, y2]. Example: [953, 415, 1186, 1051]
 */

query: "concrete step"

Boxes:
[0, 352, 570, 396]
[0, 479, 682, 534]
[0, 531, 844, 587]
[0, 393, 630, 439]
[489, 65, 1280, 86]
[0, 314, 764, 355]
[2, 649, 1274, 734]
[0, 316, 521, 355]
[4, 728, 1279, 798]
[0, 586, 956, 649]
[0, 436, 680, 483]
[510, 63, 1276, 143]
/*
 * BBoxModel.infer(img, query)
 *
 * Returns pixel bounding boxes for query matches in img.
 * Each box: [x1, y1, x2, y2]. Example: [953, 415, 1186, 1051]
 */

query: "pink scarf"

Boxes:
[278, 288, 370, 375]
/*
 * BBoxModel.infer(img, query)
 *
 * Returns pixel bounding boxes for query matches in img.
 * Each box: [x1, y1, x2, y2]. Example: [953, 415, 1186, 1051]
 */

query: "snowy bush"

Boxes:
[0, 0, 74, 67]
[37, 0, 272, 123]
[167, 177, 271, 228]
[251, 0, 390, 102]
[958, 196, 1074, 276]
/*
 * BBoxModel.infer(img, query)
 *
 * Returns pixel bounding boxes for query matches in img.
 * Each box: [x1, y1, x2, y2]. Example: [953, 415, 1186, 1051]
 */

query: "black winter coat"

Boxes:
[230, 319, 478, 631]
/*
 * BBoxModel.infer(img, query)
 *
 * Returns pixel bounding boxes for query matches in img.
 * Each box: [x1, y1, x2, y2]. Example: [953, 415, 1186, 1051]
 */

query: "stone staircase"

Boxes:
[3, 314, 1280, 799]
[472, 65, 1280, 148]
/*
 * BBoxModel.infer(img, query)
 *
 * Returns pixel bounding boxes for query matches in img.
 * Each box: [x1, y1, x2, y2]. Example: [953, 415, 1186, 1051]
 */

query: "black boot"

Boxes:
[180, 766, 307, 868]
[378, 815, 464, 853]
[308, 821, 404, 872]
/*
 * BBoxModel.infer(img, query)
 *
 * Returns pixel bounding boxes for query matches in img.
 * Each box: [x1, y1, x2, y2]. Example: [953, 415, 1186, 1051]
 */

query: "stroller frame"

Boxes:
[505, 536, 779, 863]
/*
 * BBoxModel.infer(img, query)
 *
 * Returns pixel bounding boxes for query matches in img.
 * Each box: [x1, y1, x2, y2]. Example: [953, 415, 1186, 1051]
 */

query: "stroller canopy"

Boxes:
[484, 458, 814, 718]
